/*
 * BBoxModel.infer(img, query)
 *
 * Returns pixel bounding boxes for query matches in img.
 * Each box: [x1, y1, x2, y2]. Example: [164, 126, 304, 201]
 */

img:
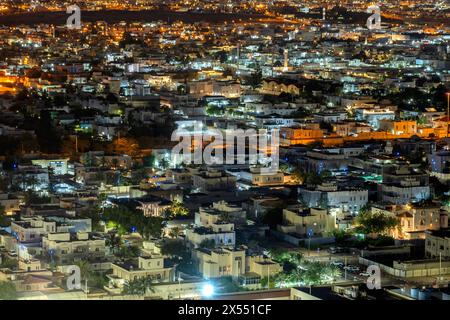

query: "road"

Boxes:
[299, 247, 450, 289]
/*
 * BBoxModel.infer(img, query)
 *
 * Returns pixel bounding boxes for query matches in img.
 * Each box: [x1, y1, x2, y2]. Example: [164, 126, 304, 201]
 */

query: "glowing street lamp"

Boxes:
[201, 283, 215, 299]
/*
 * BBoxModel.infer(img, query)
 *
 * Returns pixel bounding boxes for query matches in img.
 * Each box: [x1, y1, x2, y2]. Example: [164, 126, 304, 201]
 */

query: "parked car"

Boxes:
[344, 265, 360, 272]
[328, 247, 337, 254]
[331, 261, 344, 267]
[359, 272, 371, 277]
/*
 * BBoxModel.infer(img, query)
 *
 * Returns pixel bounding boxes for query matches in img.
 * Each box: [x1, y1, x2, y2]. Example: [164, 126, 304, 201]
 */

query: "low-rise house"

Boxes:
[425, 229, 450, 259]
[373, 203, 448, 240]
[229, 167, 284, 187]
[277, 206, 335, 238]
[379, 120, 417, 135]
[192, 168, 237, 192]
[355, 107, 395, 129]
[186, 222, 236, 248]
[109, 253, 175, 287]
[298, 181, 368, 216]
[280, 124, 324, 146]
[196, 201, 246, 227]
[31, 158, 70, 176]
[379, 165, 431, 205]
[11, 216, 92, 243]
[42, 232, 106, 264]
[12, 165, 49, 191]
[193, 246, 282, 288]
[428, 149, 450, 183]
[0, 194, 20, 215]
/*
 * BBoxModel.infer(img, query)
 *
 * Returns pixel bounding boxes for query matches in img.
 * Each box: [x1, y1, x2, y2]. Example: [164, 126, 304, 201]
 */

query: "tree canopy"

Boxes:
[354, 209, 399, 236]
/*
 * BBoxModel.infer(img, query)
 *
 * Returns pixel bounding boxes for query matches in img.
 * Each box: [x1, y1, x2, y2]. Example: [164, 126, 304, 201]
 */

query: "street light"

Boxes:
[201, 283, 214, 299]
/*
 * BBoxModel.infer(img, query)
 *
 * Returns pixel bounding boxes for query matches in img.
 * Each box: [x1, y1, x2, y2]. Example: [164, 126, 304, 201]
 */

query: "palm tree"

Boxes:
[219, 212, 232, 223]
[122, 276, 155, 296]
[107, 232, 121, 254]
[169, 227, 181, 238]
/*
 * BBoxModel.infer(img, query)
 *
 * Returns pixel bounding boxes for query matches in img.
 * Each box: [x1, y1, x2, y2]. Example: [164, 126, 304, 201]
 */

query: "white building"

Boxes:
[299, 182, 368, 216]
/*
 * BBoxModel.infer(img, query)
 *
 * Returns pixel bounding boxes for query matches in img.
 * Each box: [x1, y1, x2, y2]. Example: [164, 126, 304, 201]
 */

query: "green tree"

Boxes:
[122, 276, 154, 296]
[130, 168, 149, 185]
[0, 281, 17, 300]
[79, 205, 102, 231]
[355, 210, 400, 236]
[161, 240, 189, 259]
[199, 239, 216, 249]
[0, 256, 17, 269]
[247, 64, 263, 89]
[164, 200, 189, 219]
[73, 260, 107, 290]
[291, 168, 306, 185]
[168, 227, 181, 239]
[260, 276, 276, 289]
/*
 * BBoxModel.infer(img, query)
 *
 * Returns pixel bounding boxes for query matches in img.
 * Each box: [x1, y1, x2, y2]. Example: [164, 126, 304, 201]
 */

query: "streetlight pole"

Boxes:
[344, 257, 347, 281]
[178, 276, 181, 299]
[308, 236, 311, 257]
[446, 93, 450, 138]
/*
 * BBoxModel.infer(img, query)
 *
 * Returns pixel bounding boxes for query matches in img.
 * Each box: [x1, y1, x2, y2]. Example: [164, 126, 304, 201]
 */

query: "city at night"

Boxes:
[0, 0, 449, 309]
